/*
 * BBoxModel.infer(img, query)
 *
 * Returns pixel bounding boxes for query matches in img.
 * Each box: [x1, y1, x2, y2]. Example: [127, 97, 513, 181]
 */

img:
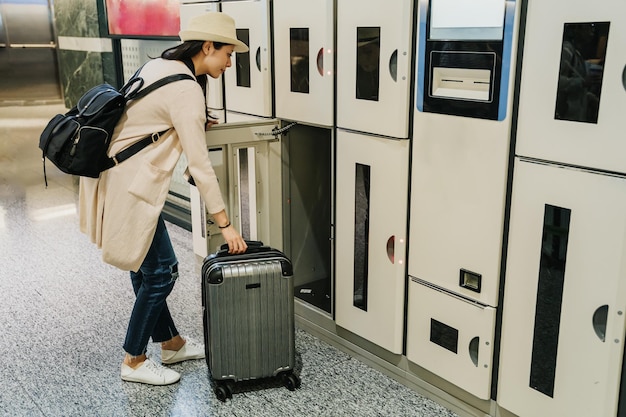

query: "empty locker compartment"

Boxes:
[190, 121, 283, 258]
[408, 0, 519, 307]
[405, 279, 496, 400]
[335, 130, 409, 354]
[514, 0, 626, 173]
[336, 0, 414, 138]
[180, 1, 224, 113]
[273, 0, 334, 126]
[221, 0, 272, 118]
[497, 160, 626, 417]
[283, 124, 333, 314]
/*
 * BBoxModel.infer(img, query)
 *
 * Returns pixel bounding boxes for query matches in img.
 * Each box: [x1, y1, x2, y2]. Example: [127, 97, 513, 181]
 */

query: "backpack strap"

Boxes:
[128, 73, 195, 101]
[102, 128, 170, 171]
[101, 73, 196, 171]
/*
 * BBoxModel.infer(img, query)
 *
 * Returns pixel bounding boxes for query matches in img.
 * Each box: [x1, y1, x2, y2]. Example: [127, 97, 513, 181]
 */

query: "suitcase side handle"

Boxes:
[219, 240, 265, 254]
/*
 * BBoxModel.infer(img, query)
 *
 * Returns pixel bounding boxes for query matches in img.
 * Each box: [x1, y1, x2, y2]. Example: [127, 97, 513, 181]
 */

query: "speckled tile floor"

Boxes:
[0, 104, 460, 417]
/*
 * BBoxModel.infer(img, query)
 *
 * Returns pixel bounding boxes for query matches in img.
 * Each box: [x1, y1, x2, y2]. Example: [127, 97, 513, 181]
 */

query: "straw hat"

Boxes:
[179, 12, 249, 53]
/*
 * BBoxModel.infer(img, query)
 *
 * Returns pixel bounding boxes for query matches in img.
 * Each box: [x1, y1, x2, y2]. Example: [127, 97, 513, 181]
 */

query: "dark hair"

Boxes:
[160, 40, 227, 60]
[159, 40, 227, 96]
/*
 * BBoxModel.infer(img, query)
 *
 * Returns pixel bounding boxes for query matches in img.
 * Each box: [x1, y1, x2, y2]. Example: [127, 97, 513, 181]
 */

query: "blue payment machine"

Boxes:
[416, 0, 516, 120]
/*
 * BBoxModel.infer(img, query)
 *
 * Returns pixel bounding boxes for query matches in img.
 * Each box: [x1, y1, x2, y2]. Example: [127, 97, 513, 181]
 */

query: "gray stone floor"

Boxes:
[0, 104, 460, 416]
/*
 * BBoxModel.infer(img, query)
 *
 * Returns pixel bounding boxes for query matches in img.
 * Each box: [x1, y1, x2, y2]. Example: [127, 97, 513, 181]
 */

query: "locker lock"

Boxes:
[459, 269, 481, 293]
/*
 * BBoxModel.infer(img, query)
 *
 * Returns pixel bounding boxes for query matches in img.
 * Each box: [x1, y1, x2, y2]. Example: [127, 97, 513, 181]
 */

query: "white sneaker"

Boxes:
[121, 358, 180, 385]
[161, 338, 206, 364]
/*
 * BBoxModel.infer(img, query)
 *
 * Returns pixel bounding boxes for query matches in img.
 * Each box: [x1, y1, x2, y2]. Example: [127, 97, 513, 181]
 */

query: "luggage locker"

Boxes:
[336, 0, 414, 138]
[201, 242, 301, 401]
[221, 0, 273, 118]
[273, 0, 334, 126]
[335, 130, 409, 354]
[497, 160, 626, 417]
[179, 1, 223, 113]
[189, 120, 283, 258]
[405, 279, 496, 400]
[514, 0, 626, 173]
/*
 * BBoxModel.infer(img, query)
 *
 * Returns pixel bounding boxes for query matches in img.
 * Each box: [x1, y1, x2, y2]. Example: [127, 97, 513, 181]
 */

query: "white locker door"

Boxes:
[498, 160, 626, 417]
[336, 0, 413, 138]
[273, 0, 334, 126]
[179, 2, 223, 110]
[221, 0, 272, 117]
[335, 131, 409, 354]
[515, 0, 626, 173]
[189, 121, 283, 258]
[406, 279, 496, 400]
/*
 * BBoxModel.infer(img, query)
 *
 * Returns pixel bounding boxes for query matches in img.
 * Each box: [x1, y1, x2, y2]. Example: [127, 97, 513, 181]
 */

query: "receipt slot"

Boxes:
[416, 0, 516, 120]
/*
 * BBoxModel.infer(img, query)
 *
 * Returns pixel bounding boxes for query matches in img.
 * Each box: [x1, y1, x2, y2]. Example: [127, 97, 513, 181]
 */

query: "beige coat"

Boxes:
[79, 58, 225, 272]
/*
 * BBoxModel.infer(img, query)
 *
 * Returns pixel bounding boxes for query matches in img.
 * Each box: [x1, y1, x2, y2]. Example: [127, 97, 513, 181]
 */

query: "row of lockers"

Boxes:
[182, 0, 413, 138]
[177, 0, 626, 416]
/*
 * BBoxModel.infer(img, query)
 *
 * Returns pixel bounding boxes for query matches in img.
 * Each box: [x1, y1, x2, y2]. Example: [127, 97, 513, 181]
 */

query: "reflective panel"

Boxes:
[290, 28, 309, 93]
[236, 28, 251, 88]
[555, 22, 610, 124]
[529, 205, 571, 398]
[356, 27, 380, 101]
[354, 163, 370, 310]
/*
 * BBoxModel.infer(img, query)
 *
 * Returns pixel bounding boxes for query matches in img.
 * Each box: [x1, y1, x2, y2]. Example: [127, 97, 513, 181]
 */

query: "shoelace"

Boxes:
[144, 360, 167, 377]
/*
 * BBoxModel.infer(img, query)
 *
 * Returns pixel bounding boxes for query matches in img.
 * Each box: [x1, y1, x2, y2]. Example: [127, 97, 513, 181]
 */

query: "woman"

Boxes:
[79, 12, 248, 385]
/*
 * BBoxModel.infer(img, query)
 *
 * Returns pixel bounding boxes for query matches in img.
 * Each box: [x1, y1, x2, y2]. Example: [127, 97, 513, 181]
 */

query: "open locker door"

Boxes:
[190, 120, 283, 258]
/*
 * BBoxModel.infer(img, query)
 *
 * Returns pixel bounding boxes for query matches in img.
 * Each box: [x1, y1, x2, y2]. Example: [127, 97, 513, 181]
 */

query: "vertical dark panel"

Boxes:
[238, 148, 250, 239]
[618, 343, 626, 416]
[236, 28, 251, 88]
[290, 28, 309, 93]
[356, 27, 380, 101]
[554, 22, 610, 124]
[353, 163, 370, 310]
[529, 204, 571, 397]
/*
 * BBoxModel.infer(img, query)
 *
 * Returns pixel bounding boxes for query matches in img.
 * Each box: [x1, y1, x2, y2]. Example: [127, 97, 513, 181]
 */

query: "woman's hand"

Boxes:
[212, 210, 246, 254]
[205, 119, 219, 130]
[220, 224, 247, 254]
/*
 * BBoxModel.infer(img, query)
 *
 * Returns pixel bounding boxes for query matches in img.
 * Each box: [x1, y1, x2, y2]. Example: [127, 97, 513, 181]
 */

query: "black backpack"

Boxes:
[38, 71, 194, 185]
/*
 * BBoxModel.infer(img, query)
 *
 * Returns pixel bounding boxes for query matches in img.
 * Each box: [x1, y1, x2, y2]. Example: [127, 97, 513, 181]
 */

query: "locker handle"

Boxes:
[469, 337, 479, 367]
[622, 64, 625, 91]
[255, 47, 261, 72]
[386, 236, 395, 264]
[389, 50, 398, 82]
[317, 48, 324, 76]
[592, 305, 608, 342]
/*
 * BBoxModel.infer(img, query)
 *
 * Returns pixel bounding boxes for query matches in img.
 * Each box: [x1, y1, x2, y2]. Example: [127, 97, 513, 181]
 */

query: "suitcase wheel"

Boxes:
[281, 372, 301, 391]
[214, 383, 233, 402]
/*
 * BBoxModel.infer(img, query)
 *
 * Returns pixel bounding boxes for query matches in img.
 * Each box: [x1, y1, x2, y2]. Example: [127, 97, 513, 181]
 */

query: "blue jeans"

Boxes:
[123, 215, 180, 356]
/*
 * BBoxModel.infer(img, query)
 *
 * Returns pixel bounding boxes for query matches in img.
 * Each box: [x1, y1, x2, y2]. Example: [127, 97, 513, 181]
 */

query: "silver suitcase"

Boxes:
[201, 241, 301, 401]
